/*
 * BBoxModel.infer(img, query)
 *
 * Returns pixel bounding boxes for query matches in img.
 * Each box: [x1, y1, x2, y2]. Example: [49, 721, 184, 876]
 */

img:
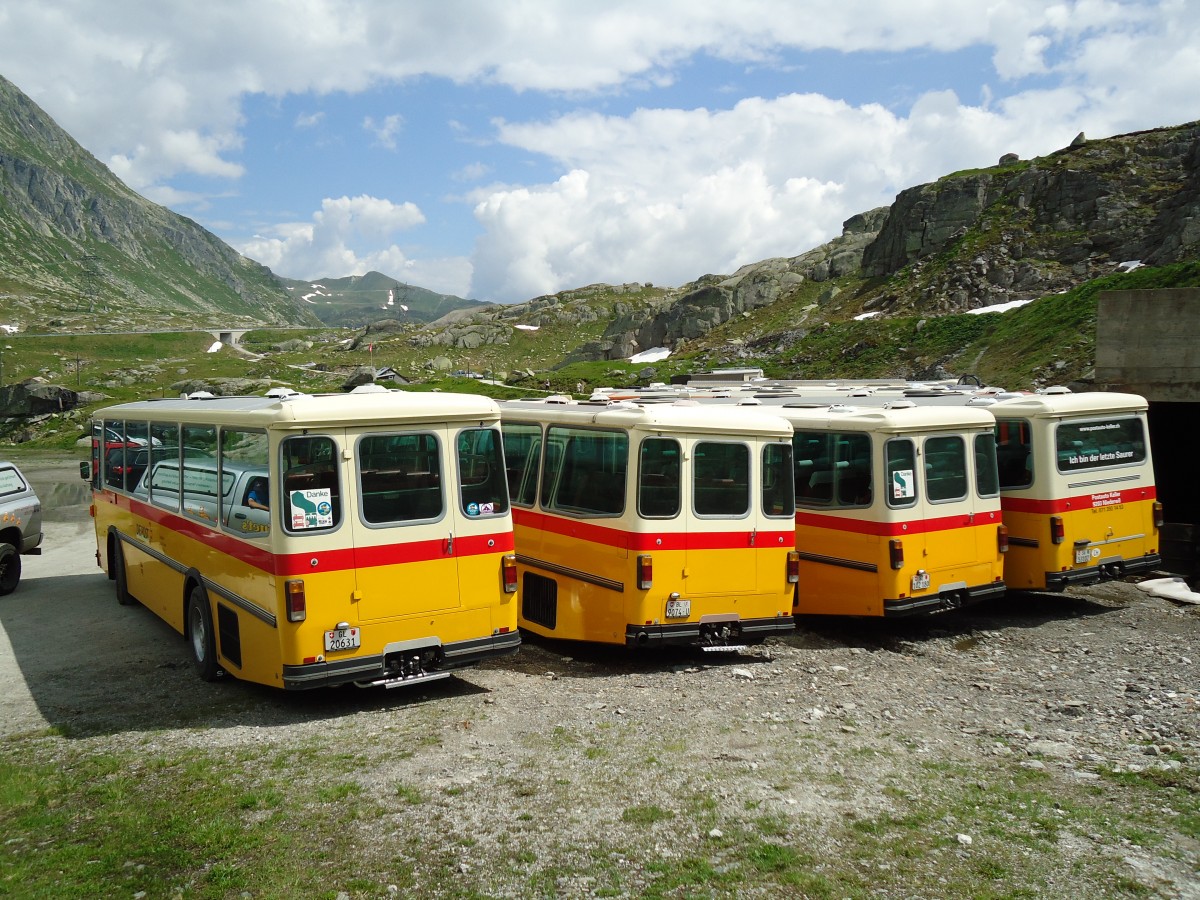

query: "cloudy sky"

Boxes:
[2, 1, 1197, 303]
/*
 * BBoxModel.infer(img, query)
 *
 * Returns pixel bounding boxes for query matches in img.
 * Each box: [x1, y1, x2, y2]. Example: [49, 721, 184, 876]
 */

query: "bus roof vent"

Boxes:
[349, 383, 390, 394]
[966, 397, 998, 406]
[883, 400, 916, 409]
[736, 398, 761, 406]
[1040, 385, 1073, 395]
[826, 403, 857, 414]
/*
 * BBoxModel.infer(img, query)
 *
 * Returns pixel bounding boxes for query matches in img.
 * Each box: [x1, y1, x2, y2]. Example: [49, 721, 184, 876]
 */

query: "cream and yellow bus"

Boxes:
[85, 390, 519, 690]
[738, 385, 1163, 593]
[773, 402, 1008, 616]
[499, 399, 798, 649]
[988, 390, 1161, 590]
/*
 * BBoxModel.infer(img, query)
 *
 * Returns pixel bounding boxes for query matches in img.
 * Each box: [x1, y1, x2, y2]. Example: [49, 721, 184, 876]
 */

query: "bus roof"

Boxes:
[764, 402, 998, 433]
[96, 390, 501, 429]
[499, 399, 792, 439]
[988, 391, 1149, 419]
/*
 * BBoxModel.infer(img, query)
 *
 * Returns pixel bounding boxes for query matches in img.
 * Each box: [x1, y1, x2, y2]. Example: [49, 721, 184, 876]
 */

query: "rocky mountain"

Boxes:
[0, 74, 318, 331]
[277, 271, 486, 327]
[393, 120, 1199, 386]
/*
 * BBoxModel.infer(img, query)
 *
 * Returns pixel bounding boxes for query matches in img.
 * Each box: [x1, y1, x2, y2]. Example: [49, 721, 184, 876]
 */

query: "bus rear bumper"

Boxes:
[281, 630, 521, 690]
[1044, 552, 1162, 592]
[883, 581, 1006, 617]
[624, 615, 795, 649]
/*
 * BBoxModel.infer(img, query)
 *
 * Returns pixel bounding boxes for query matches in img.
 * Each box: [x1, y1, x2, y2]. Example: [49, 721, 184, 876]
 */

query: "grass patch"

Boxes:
[621, 805, 674, 826]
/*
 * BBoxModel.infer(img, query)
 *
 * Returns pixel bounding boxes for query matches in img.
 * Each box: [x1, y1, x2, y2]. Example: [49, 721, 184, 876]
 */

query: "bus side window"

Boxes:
[283, 435, 341, 532]
[502, 423, 542, 507]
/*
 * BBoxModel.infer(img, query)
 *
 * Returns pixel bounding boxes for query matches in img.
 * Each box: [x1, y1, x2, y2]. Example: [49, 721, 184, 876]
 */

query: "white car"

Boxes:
[0, 461, 43, 594]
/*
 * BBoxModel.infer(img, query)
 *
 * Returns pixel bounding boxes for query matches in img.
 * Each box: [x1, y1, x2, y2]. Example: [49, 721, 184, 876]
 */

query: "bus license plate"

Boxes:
[665, 599, 690, 618]
[911, 571, 930, 591]
[324, 627, 360, 652]
[1074, 547, 1091, 564]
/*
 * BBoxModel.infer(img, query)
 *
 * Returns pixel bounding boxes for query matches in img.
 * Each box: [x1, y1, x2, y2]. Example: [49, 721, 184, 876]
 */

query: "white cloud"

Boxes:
[363, 113, 404, 149]
[3, 0, 1199, 304]
[238, 195, 473, 295]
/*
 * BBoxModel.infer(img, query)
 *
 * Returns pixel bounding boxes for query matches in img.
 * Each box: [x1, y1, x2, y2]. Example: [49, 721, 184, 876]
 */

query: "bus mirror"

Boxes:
[79, 461, 91, 481]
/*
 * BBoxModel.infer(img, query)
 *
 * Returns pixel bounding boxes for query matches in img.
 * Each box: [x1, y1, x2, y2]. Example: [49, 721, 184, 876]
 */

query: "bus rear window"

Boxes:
[357, 433, 442, 525]
[694, 442, 749, 517]
[924, 436, 967, 502]
[283, 436, 341, 532]
[638, 438, 680, 518]
[761, 443, 795, 518]
[1056, 418, 1146, 473]
[458, 428, 509, 517]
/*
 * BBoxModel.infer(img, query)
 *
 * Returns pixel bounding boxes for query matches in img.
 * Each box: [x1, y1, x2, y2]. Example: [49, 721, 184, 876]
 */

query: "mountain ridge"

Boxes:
[0, 74, 317, 331]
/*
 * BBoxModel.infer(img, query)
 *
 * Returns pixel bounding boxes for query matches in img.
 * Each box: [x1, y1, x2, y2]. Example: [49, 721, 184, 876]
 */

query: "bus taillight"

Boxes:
[1050, 515, 1065, 545]
[998, 524, 1009, 554]
[1153, 501, 1164, 529]
[502, 554, 518, 593]
[285, 579, 307, 622]
[888, 539, 904, 570]
[637, 554, 653, 590]
[787, 550, 800, 584]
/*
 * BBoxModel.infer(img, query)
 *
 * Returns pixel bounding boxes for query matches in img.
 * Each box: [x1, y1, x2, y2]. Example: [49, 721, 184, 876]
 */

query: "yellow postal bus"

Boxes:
[988, 390, 1161, 590]
[769, 402, 1008, 616]
[500, 399, 798, 649]
[85, 390, 519, 690]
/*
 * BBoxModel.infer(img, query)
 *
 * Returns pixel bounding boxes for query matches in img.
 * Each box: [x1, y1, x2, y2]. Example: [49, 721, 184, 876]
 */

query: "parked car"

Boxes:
[104, 445, 211, 490]
[0, 460, 43, 595]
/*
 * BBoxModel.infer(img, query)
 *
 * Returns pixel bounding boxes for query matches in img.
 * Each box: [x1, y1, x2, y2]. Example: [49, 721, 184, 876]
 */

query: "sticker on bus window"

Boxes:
[892, 469, 915, 499]
[290, 488, 333, 529]
[466, 501, 495, 516]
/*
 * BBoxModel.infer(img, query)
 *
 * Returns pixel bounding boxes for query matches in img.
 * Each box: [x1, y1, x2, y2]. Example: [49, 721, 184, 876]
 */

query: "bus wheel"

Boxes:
[0, 544, 21, 596]
[112, 538, 135, 606]
[187, 585, 220, 682]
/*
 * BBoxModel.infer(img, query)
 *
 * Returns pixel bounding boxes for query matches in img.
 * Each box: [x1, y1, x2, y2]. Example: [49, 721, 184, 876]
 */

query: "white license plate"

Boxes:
[1074, 547, 1091, 564]
[911, 571, 930, 591]
[324, 627, 361, 652]
[665, 599, 691, 618]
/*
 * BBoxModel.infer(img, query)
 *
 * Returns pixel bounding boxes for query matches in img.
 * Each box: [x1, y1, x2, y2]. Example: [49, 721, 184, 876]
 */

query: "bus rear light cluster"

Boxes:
[501, 554, 518, 593]
[1152, 501, 1164, 529]
[1050, 515, 1065, 545]
[637, 554, 653, 590]
[285, 579, 307, 622]
[888, 539, 904, 570]
[786, 551, 800, 584]
[998, 524, 1009, 554]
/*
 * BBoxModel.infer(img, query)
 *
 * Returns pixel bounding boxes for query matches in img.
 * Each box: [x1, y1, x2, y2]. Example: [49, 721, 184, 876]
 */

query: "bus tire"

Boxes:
[187, 584, 220, 682]
[0, 543, 21, 596]
[112, 538, 135, 606]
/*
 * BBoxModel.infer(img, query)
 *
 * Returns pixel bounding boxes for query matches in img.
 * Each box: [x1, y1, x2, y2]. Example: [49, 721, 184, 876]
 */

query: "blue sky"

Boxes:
[2, 1, 1198, 304]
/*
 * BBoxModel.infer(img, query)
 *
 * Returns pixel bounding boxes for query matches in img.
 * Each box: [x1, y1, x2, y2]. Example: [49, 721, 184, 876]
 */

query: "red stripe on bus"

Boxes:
[793, 509, 1002, 537]
[1000, 486, 1157, 515]
[511, 508, 790, 552]
[116, 492, 512, 577]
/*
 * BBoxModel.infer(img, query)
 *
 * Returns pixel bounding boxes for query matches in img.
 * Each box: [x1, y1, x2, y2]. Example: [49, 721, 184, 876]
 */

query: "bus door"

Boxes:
[685, 439, 757, 596]
[915, 431, 1000, 587]
[349, 429, 461, 620]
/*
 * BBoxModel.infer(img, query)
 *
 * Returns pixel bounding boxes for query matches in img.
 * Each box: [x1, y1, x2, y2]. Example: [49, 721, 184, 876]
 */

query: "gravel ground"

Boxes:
[3, 454, 1198, 898]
